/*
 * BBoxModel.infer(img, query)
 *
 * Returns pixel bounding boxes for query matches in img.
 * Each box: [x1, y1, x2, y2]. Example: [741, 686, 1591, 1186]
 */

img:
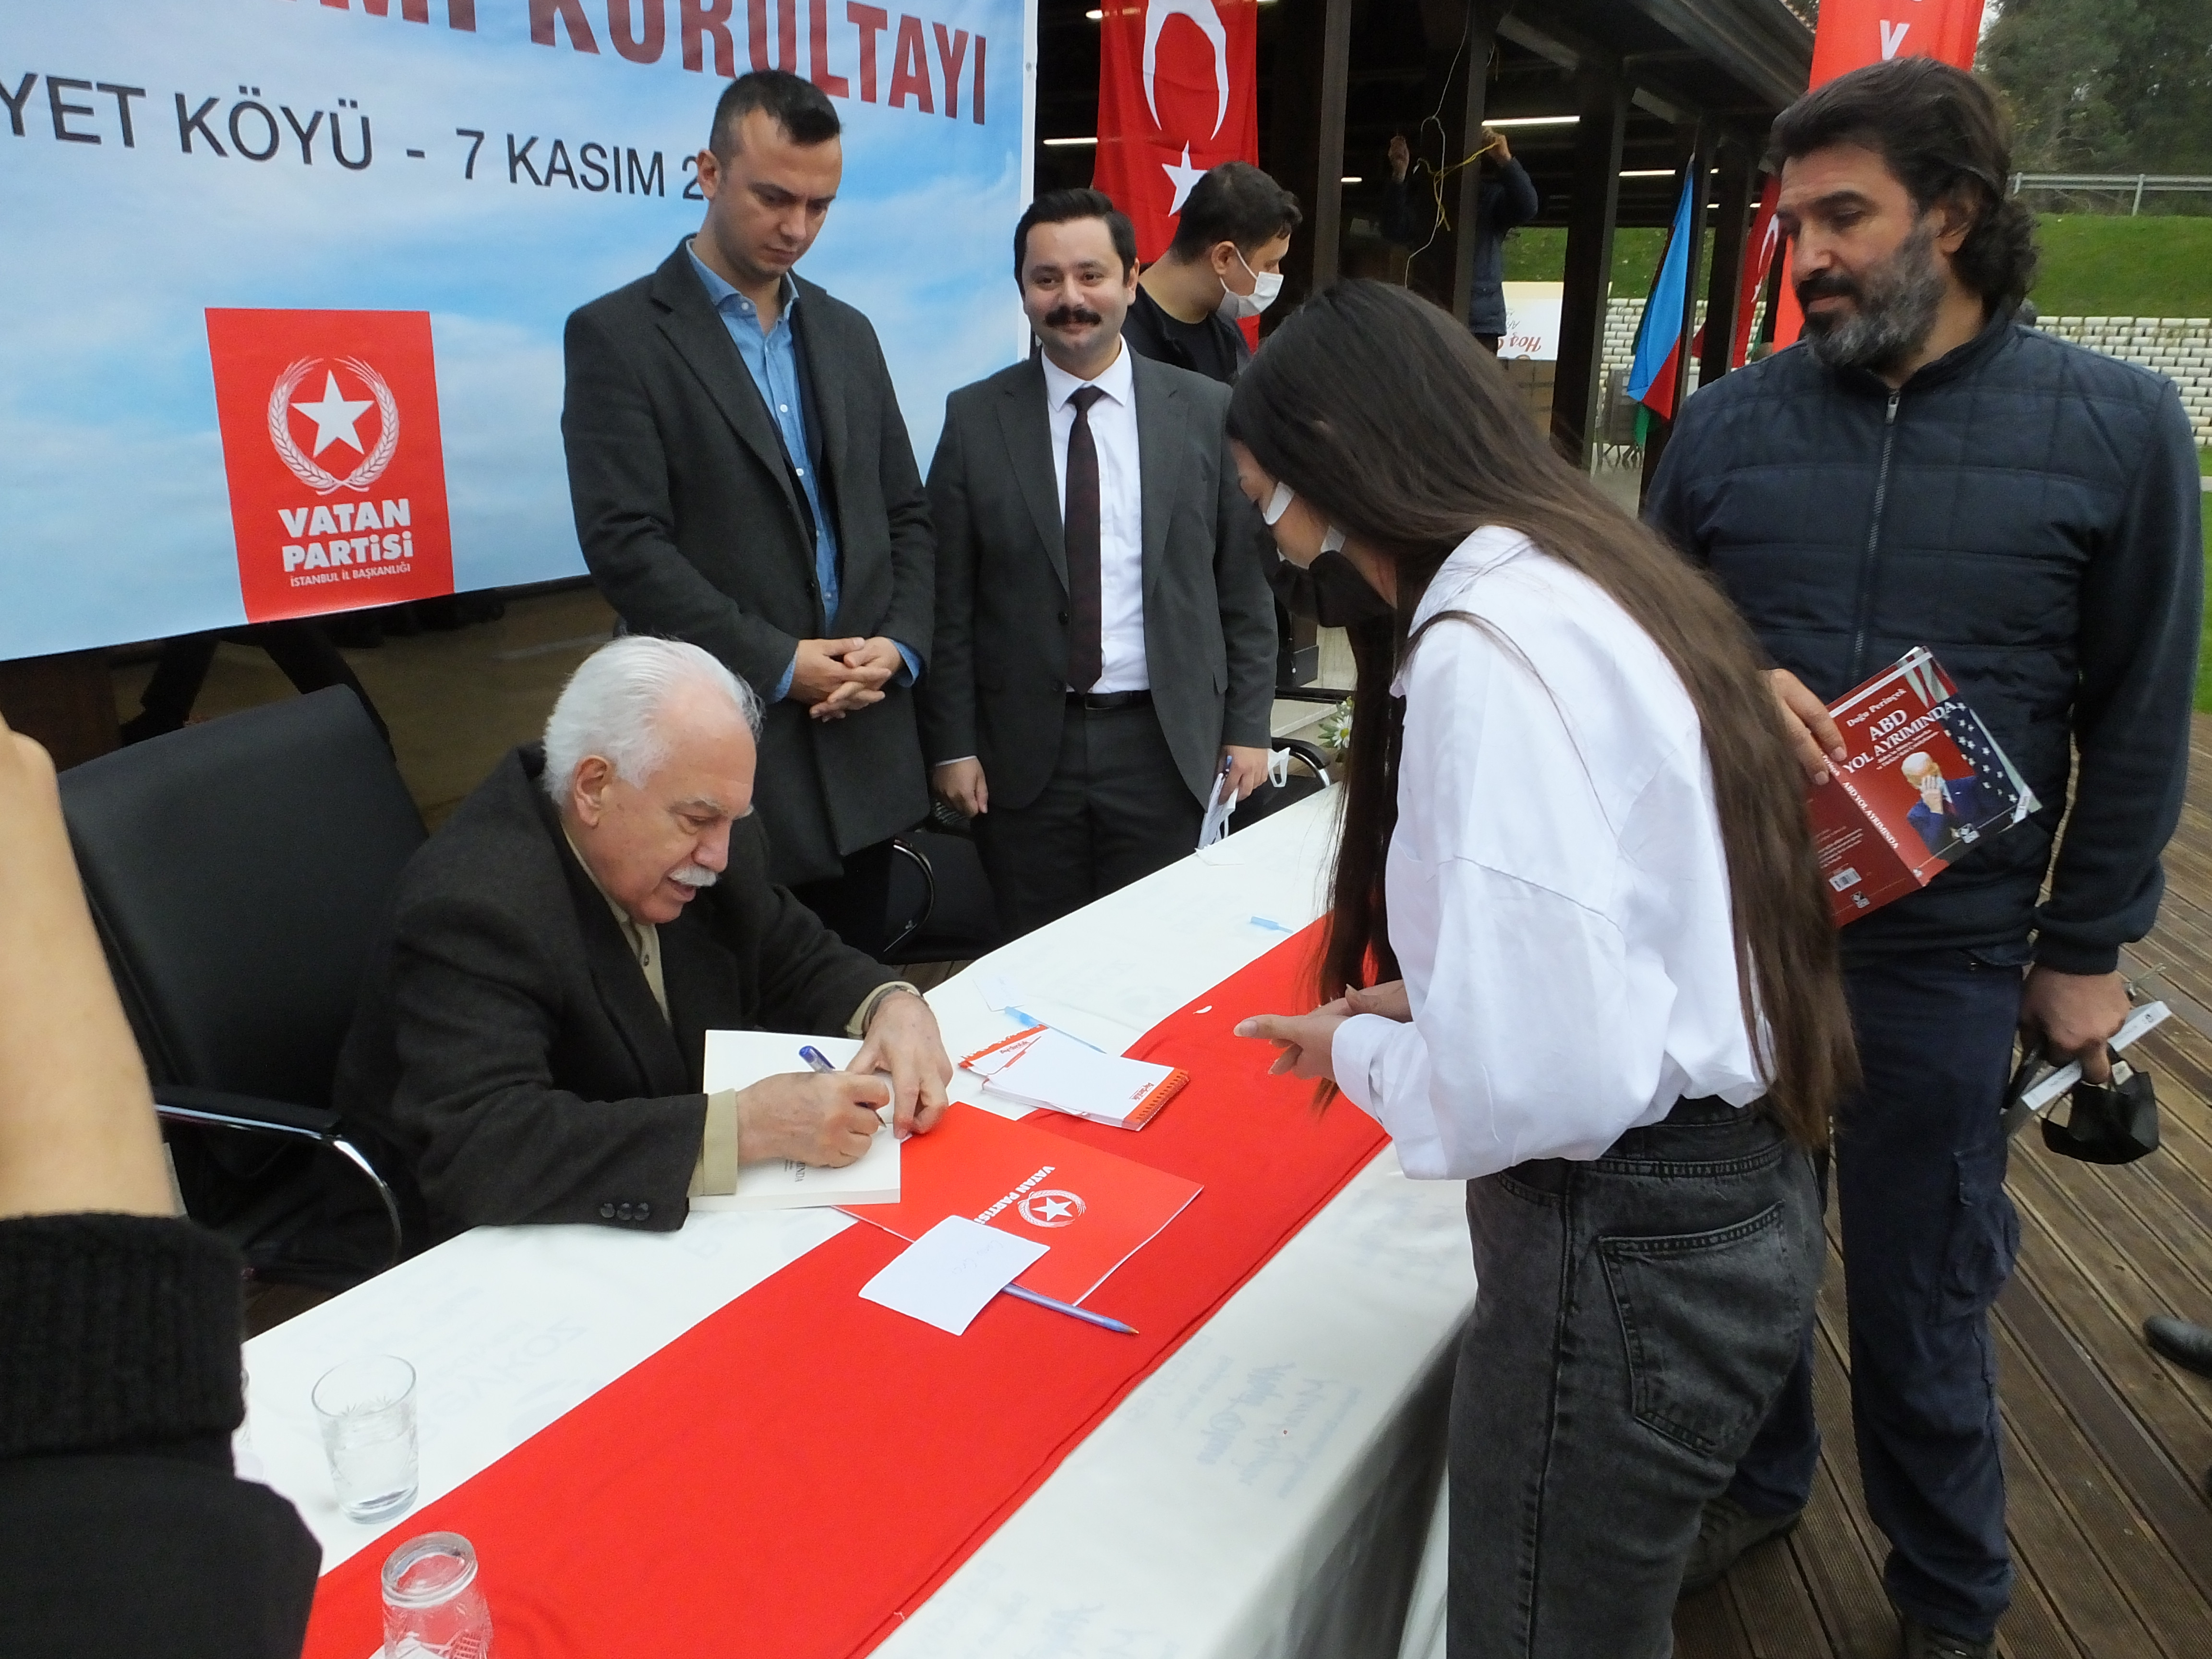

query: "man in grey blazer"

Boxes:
[920, 190, 1277, 938]
[562, 72, 931, 952]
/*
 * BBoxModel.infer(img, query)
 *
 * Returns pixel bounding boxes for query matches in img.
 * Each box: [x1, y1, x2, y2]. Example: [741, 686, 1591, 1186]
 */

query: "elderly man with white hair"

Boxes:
[334, 635, 951, 1242]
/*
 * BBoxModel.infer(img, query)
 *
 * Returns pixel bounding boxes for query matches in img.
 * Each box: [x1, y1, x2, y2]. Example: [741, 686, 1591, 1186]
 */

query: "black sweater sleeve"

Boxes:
[0, 1213, 246, 1463]
[1, 1214, 319, 1659]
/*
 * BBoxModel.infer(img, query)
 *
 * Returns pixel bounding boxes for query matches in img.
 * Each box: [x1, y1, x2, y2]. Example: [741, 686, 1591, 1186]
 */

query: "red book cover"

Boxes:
[841, 1104, 1202, 1305]
[1812, 649, 2039, 926]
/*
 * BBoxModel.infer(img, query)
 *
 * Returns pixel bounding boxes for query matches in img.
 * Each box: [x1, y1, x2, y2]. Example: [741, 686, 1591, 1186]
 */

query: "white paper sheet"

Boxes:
[859, 1216, 1050, 1335]
[690, 1031, 901, 1210]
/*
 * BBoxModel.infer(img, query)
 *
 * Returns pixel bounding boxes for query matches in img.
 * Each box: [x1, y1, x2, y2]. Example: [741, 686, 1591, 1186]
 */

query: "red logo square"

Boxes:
[205, 309, 456, 623]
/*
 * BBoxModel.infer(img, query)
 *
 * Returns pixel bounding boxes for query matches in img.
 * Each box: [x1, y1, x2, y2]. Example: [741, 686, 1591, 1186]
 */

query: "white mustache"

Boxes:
[669, 864, 719, 889]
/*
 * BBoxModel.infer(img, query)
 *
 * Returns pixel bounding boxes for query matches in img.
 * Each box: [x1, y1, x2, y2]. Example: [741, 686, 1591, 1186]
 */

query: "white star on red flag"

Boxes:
[291, 371, 373, 456]
[1162, 143, 1205, 215]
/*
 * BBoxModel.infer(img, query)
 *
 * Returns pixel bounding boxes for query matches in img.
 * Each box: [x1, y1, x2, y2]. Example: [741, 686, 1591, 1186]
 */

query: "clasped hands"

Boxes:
[790, 636, 903, 722]
[731, 990, 953, 1168]
[1234, 979, 1412, 1088]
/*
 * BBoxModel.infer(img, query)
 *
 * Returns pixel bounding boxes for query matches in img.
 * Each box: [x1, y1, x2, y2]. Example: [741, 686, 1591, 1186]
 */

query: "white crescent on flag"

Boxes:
[1142, 0, 1231, 139]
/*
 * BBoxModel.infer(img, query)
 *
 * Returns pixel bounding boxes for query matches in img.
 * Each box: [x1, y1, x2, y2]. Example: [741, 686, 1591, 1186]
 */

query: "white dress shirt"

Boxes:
[1330, 526, 1768, 1181]
[1041, 342, 1148, 692]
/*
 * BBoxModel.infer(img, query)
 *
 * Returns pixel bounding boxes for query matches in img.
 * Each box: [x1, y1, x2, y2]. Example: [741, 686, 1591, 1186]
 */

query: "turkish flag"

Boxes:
[1093, 0, 1261, 266]
[205, 309, 456, 624]
[1770, 0, 1987, 349]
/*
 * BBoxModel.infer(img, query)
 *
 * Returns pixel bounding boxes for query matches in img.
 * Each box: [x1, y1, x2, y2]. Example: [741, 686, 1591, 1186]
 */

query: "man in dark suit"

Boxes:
[562, 71, 932, 952]
[920, 190, 1278, 938]
[333, 637, 952, 1243]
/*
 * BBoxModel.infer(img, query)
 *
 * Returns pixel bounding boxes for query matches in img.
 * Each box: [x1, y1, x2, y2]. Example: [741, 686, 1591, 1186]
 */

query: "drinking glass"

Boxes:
[382, 1531, 494, 1659]
[313, 1355, 419, 1522]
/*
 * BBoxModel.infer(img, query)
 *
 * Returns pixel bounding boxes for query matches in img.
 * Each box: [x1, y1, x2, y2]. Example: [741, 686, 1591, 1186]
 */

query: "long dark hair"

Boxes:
[1226, 281, 1854, 1148]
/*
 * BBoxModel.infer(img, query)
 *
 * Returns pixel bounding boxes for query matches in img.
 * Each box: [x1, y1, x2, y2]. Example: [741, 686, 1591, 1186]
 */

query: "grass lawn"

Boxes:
[1503, 214, 2212, 318]
[2032, 216, 2212, 318]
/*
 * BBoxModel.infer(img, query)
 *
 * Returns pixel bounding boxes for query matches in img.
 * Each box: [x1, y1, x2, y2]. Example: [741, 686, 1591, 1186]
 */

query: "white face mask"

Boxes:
[1261, 481, 1346, 554]
[1217, 247, 1284, 321]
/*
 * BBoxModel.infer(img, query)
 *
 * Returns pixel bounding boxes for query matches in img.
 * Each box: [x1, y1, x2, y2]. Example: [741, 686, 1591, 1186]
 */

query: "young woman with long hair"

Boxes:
[1230, 281, 1856, 1658]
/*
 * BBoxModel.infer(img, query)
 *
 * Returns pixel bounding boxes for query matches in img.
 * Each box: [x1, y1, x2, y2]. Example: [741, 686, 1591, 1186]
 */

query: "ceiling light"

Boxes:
[1043, 136, 1098, 147]
[1341, 175, 1362, 184]
[1086, 8, 1102, 17]
[1619, 168, 1675, 178]
[1484, 116, 1578, 129]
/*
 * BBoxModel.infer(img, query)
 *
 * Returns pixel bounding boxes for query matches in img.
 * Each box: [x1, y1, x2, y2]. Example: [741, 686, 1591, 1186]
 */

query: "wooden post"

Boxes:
[1409, 0, 1508, 324]
[1268, 0, 1354, 310]
[1699, 130, 1758, 389]
[1549, 56, 1626, 467]
[0, 650, 118, 771]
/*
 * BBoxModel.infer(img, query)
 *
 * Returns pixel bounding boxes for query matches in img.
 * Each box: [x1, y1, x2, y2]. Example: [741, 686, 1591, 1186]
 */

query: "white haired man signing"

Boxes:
[333, 636, 951, 1241]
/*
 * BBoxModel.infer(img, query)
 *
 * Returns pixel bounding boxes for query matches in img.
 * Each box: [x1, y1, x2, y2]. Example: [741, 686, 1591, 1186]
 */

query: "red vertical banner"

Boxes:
[1771, 0, 1987, 349]
[1093, 0, 1261, 266]
[205, 309, 456, 624]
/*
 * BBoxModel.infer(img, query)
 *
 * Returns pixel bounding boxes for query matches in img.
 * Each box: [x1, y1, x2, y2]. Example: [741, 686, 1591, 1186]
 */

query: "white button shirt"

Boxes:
[1330, 527, 1768, 1181]
[1041, 342, 1147, 692]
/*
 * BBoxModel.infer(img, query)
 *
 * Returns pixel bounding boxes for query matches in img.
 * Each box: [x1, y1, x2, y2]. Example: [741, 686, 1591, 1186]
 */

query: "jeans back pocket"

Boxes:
[1599, 1203, 1803, 1459]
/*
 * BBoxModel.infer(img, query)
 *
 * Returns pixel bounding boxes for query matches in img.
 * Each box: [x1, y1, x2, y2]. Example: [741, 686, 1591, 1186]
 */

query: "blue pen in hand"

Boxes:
[800, 1043, 893, 1129]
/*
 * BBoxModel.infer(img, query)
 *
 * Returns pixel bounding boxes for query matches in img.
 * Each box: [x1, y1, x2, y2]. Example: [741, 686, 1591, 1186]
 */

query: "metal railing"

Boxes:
[2008, 173, 2212, 215]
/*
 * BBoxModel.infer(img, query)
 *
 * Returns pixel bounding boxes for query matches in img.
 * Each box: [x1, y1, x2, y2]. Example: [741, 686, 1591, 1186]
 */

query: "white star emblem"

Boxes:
[1036, 1196, 1075, 1222]
[290, 370, 374, 457]
[1162, 143, 1205, 215]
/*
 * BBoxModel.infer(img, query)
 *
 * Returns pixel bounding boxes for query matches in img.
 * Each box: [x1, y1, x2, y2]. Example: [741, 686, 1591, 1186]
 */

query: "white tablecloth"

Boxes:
[242, 791, 1477, 1657]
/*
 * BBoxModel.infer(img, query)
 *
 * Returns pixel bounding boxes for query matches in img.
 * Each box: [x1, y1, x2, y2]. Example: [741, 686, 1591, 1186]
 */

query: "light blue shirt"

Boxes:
[686, 242, 917, 699]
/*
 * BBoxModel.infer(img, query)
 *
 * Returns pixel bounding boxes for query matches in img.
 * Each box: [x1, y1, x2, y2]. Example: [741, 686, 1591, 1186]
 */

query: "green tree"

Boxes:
[1982, 0, 2212, 176]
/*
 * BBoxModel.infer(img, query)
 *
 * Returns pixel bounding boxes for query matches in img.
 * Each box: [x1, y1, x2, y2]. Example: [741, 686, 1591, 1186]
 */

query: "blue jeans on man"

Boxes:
[1725, 949, 2025, 1640]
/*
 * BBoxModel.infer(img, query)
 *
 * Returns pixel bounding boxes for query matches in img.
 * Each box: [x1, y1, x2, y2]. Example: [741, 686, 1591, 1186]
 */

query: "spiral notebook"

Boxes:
[958, 1025, 1190, 1130]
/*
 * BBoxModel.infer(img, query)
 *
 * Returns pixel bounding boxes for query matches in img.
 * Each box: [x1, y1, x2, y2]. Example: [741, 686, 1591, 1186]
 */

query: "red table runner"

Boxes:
[303, 924, 1383, 1658]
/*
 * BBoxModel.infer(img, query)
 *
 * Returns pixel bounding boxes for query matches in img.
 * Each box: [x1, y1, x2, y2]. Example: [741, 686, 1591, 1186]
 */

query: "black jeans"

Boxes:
[1726, 950, 2023, 1640]
[1449, 1102, 1821, 1659]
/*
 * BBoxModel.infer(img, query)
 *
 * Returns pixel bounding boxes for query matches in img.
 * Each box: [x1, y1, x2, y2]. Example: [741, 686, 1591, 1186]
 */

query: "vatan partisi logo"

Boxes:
[266, 356, 399, 495]
[1018, 1189, 1087, 1228]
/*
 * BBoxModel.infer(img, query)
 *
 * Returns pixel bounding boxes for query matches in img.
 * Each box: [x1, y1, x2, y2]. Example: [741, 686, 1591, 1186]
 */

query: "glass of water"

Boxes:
[382, 1531, 493, 1658]
[313, 1354, 418, 1522]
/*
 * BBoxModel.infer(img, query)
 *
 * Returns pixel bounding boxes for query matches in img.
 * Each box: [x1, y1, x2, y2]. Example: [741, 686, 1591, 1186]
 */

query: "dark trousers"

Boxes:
[123, 623, 388, 745]
[1449, 1102, 1821, 1659]
[974, 700, 1202, 940]
[1726, 950, 2024, 1640]
[790, 838, 898, 959]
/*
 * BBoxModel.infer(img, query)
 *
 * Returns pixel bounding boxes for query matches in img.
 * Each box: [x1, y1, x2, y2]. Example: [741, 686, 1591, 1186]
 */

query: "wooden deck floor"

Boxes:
[1675, 719, 2212, 1659]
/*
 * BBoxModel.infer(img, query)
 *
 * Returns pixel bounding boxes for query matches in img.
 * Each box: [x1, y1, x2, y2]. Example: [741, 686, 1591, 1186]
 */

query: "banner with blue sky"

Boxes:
[0, 0, 1036, 658]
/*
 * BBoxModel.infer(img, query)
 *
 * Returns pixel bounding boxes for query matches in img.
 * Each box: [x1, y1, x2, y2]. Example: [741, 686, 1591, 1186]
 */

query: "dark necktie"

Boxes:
[1064, 385, 1106, 692]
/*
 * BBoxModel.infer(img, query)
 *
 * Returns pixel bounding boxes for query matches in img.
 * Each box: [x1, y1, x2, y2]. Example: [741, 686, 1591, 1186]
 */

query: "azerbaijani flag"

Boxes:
[1628, 173, 1699, 427]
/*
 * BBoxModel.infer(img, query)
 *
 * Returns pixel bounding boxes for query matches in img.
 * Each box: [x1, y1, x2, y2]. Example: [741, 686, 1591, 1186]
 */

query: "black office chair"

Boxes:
[880, 827, 1004, 965]
[58, 686, 424, 1287]
[1226, 738, 1334, 834]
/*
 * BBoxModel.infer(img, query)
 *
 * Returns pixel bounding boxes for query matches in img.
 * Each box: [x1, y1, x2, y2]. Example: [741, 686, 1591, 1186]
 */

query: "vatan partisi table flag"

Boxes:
[1627, 172, 1700, 438]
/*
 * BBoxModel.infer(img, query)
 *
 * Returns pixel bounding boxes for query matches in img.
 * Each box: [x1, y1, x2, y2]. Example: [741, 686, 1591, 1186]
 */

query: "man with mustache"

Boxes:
[1646, 59, 2201, 1659]
[333, 636, 952, 1242]
[563, 72, 933, 955]
[919, 189, 1277, 937]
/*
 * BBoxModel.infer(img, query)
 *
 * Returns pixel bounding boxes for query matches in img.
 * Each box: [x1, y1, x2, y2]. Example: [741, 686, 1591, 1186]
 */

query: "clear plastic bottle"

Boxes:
[381, 1531, 493, 1658]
